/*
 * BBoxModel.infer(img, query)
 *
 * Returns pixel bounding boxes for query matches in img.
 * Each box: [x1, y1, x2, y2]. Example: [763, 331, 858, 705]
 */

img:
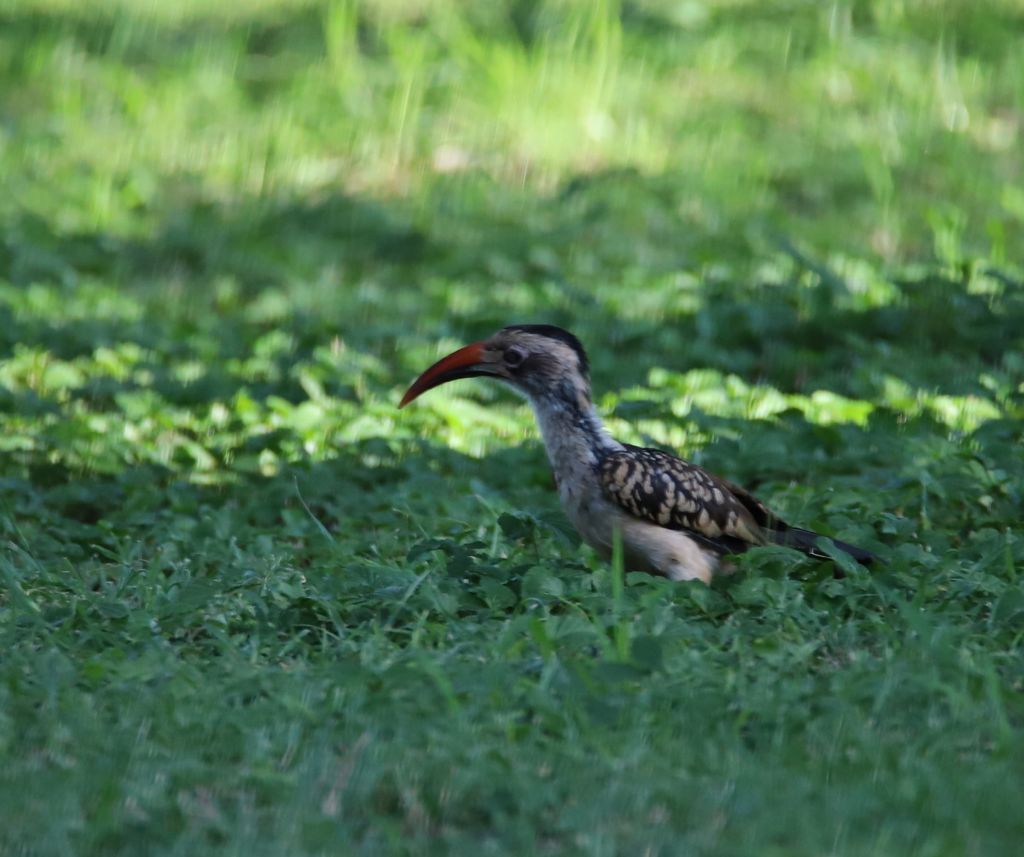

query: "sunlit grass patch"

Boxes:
[3, 0, 1021, 259]
[636, 366, 1004, 434]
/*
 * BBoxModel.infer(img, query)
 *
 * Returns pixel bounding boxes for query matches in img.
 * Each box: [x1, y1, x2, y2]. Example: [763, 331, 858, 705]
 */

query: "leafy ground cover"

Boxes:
[1, 1, 1023, 854]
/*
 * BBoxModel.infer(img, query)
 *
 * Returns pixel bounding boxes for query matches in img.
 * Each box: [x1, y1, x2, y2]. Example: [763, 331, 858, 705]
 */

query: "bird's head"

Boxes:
[399, 324, 591, 410]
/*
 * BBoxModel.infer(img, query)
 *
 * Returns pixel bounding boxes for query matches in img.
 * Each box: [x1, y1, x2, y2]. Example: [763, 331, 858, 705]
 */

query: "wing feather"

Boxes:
[598, 445, 782, 550]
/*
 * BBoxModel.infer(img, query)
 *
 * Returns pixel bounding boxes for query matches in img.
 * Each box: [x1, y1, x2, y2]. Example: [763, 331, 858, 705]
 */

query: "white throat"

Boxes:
[528, 395, 622, 482]
[524, 392, 625, 556]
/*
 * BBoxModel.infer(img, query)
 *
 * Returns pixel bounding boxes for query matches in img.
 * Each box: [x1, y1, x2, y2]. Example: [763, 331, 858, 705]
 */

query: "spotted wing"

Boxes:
[598, 445, 782, 550]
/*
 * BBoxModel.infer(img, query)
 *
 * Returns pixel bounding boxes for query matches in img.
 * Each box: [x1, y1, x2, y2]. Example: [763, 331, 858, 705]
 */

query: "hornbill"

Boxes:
[400, 324, 875, 584]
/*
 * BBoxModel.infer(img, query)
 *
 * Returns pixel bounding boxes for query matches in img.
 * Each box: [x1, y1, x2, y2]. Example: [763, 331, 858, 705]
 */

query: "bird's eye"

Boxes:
[504, 345, 527, 368]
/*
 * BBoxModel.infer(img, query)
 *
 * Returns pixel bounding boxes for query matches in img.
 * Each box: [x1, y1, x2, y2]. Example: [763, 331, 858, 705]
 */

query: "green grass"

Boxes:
[1, 1, 1023, 854]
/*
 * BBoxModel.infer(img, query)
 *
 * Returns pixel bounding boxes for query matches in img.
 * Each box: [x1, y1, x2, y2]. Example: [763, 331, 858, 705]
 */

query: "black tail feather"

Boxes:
[773, 526, 877, 568]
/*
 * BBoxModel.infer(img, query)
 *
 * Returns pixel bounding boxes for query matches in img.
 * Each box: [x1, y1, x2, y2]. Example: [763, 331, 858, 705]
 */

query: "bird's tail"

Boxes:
[773, 526, 877, 566]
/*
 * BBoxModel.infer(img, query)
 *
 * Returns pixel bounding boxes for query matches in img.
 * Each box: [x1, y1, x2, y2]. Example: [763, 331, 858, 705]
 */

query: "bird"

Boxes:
[399, 324, 876, 584]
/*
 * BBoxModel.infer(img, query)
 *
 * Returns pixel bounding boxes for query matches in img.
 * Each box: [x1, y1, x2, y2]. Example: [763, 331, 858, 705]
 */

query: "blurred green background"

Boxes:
[1, 1, 1023, 854]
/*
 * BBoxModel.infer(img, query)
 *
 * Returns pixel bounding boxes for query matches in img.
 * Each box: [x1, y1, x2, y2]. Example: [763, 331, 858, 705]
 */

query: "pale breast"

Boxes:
[555, 469, 623, 558]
